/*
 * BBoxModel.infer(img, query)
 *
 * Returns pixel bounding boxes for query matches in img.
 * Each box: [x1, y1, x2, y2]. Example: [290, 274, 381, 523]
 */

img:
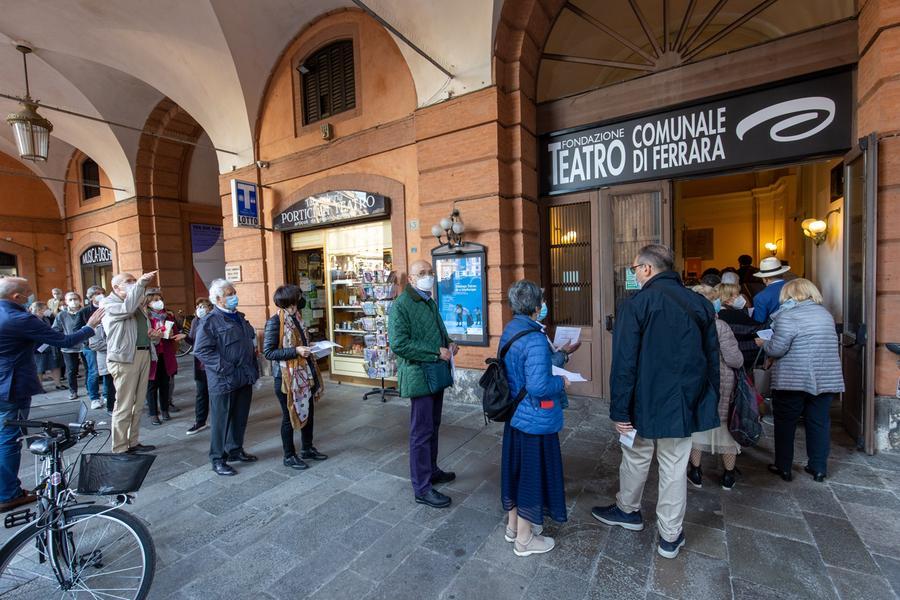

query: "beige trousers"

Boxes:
[108, 350, 151, 453]
[616, 435, 693, 543]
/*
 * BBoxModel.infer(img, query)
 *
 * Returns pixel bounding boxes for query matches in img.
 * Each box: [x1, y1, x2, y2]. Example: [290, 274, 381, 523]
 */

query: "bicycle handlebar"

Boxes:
[3, 419, 97, 440]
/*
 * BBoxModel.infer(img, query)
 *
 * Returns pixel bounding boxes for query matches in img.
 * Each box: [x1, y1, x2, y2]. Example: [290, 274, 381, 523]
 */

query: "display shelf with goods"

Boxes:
[288, 246, 329, 370]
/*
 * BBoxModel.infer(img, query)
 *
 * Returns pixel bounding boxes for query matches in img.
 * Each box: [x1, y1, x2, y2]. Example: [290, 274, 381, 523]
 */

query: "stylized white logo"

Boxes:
[736, 97, 835, 143]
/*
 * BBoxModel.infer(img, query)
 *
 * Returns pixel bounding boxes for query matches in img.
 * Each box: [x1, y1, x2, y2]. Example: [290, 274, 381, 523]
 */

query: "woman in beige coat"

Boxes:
[687, 285, 745, 490]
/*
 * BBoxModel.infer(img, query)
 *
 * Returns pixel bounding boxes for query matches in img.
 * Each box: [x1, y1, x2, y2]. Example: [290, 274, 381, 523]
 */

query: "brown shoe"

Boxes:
[0, 490, 37, 513]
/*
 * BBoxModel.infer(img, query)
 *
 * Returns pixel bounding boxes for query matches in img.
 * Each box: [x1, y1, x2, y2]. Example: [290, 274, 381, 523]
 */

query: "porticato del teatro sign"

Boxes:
[542, 69, 852, 195]
[273, 190, 390, 232]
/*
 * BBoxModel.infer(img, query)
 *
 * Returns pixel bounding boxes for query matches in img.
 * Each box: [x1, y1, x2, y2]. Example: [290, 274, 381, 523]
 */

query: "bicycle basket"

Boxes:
[76, 453, 156, 496]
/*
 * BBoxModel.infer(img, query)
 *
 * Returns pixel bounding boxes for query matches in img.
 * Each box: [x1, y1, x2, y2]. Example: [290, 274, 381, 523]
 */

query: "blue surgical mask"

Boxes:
[225, 295, 239, 310]
[781, 298, 797, 311]
[537, 302, 548, 322]
[713, 298, 722, 313]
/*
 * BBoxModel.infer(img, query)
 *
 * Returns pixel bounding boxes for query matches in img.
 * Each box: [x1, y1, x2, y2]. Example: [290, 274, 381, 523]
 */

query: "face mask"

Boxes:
[149, 300, 165, 311]
[414, 275, 434, 292]
[537, 302, 548, 322]
[781, 299, 797, 311]
[118, 282, 136, 297]
[43, 309, 52, 318]
[731, 295, 747, 310]
[26, 294, 35, 306]
[92, 294, 104, 306]
[196, 306, 208, 318]
[67, 299, 80, 309]
[224, 295, 239, 310]
[712, 298, 722, 313]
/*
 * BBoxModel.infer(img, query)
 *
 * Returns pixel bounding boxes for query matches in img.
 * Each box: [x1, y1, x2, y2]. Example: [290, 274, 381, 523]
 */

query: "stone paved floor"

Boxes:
[6, 358, 900, 600]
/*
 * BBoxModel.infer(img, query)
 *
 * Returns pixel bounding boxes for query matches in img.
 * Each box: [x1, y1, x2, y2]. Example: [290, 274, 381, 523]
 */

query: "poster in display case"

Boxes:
[432, 242, 488, 346]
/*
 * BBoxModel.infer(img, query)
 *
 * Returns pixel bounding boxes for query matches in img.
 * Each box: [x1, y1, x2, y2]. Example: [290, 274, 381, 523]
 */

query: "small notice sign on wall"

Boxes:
[225, 265, 242, 283]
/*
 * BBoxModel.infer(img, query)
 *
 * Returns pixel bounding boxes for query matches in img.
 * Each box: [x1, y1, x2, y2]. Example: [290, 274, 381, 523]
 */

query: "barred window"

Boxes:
[299, 40, 356, 125]
[81, 157, 100, 201]
[549, 203, 592, 326]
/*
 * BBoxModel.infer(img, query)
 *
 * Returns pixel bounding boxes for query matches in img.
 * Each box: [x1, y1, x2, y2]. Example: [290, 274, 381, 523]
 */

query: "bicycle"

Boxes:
[0, 406, 157, 599]
[175, 311, 194, 358]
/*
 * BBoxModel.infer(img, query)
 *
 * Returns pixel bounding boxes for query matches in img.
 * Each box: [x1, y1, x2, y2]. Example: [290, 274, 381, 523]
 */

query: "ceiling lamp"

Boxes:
[6, 44, 52, 162]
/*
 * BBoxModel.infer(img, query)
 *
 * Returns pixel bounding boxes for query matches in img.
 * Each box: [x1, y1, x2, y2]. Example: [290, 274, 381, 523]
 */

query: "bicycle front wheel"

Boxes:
[0, 504, 156, 599]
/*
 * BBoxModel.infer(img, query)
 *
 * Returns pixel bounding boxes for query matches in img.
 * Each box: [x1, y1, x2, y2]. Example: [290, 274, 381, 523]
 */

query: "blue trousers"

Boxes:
[82, 348, 100, 401]
[0, 400, 30, 503]
[773, 390, 833, 474]
[409, 391, 443, 496]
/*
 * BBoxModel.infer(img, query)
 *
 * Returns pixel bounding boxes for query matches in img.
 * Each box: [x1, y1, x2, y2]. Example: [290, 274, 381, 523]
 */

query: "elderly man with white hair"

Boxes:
[192, 278, 259, 476]
[102, 271, 160, 454]
[0, 277, 104, 511]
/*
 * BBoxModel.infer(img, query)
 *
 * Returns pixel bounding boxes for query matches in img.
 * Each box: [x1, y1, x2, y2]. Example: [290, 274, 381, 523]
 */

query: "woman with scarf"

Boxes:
[144, 289, 185, 425]
[263, 284, 327, 470]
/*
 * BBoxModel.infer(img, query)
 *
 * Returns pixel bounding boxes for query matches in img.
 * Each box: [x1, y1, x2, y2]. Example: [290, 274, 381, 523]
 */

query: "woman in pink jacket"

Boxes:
[145, 289, 185, 425]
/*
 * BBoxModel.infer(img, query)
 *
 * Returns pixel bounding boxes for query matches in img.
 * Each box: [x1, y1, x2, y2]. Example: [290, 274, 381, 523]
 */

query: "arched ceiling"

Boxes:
[0, 0, 502, 207]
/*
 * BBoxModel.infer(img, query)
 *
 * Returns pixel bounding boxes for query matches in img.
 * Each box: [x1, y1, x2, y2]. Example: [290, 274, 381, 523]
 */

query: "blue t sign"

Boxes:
[231, 179, 259, 228]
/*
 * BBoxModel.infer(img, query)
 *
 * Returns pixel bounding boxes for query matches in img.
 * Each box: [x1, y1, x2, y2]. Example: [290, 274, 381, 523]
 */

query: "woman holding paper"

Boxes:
[263, 284, 327, 471]
[758, 279, 843, 482]
[144, 289, 185, 425]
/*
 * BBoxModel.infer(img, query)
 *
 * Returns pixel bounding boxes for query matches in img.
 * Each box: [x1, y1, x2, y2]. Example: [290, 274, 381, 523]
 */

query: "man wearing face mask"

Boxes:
[79, 286, 106, 409]
[102, 271, 160, 454]
[53, 292, 87, 401]
[192, 279, 259, 476]
[592, 244, 719, 560]
[388, 260, 459, 508]
[0, 277, 104, 511]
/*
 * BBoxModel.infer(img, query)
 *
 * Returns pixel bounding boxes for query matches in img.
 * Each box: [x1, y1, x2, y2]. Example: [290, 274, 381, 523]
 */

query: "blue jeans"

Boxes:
[0, 400, 31, 503]
[82, 348, 100, 401]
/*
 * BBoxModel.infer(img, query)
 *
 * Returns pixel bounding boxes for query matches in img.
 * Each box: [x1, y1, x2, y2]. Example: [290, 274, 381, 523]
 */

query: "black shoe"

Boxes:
[127, 444, 156, 453]
[767, 464, 792, 481]
[300, 447, 328, 461]
[227, 451, 258, 463]
[161, 412, 171, 421]
[430, 470, 456, 485]
[186, 423, 208, 435]
[414, 488, 451, 508]
[150, 417, 162, 426]
[168, 404, 181, 413]
[721, 469, 737, 490]
[804, 465, 826, 482]
[212, 460, 237, 476]
[283, 455, 309, 470]
[687, 464, 702, 488]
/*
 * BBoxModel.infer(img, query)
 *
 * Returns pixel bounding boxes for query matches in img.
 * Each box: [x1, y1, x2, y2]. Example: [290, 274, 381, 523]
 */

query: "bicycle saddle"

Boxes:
[888, 343, 900, 356]
[28, 435, 78, 456]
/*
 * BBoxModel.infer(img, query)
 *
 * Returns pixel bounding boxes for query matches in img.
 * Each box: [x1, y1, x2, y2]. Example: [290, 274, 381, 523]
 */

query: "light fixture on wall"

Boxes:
[802, 207, 842, 246]
[431, 208, 465, 248]
[764, 238, 782, 256]
[6, 44, 53, 162]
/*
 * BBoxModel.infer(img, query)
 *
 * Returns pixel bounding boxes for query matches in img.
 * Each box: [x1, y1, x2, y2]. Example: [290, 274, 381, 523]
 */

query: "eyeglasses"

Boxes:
[628, 264, 647, 274]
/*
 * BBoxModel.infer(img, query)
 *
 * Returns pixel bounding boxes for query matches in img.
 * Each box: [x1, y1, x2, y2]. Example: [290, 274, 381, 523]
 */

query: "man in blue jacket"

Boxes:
[0, 277, 104, 511]
[591, 245, 719, 559]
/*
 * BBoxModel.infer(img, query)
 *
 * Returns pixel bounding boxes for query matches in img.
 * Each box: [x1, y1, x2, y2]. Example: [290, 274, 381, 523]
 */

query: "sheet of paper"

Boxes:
[619, 429, 637, 448]
[756, 328, 774, 341]
[37, 344, 50, 353]
[312, 309, 324, 318]
[553, 326, 581, 348]
[552, 365, 587, 382]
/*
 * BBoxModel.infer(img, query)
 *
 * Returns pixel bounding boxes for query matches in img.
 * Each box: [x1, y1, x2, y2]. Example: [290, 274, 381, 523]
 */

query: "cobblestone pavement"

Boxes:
[5, 358, 900, 599]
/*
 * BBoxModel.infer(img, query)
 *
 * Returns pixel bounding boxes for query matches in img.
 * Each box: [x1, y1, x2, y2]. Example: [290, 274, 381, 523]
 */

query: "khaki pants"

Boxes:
[616, 435, 692, 542]
[108, 350, 151, 453]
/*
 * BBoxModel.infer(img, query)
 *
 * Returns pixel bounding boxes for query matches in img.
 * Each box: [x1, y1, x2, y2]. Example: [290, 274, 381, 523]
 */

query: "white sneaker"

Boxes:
[504, 524, 544, 543]
[90, 400, 103, 410]
[513, 534, 555, 557]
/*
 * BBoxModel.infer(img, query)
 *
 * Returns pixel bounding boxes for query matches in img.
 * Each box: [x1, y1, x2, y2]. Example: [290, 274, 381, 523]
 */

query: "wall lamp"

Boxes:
[764, 238, 782, 256]
[431, 208, 465, 248]
[802, 207, 842, 246]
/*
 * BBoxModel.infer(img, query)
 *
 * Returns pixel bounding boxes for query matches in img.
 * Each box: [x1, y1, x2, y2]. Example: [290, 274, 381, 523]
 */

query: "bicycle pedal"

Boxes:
[4, 507, 35, 529]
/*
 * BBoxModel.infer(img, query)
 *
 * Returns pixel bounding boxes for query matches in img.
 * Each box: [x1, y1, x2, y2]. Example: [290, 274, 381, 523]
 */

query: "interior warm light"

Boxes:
[808, 220, 827, 234]
[764, 242, 778, 252]
[801, 207, 841, 246]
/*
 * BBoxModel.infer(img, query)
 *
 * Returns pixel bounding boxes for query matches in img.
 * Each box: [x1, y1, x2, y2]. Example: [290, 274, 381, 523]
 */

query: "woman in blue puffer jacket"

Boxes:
[499, 280, 569, 558]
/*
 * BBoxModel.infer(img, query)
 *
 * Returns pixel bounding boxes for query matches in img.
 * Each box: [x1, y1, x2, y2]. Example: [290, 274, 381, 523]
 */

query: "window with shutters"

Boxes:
[299, 40, 356, 125]
[81, 157, 101, 201]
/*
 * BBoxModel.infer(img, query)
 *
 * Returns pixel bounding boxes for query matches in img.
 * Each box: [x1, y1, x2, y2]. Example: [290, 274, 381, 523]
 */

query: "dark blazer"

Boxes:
[0, 300, 94, 403]
[192, 307, 258, 395]
[609, 271, 720, 439]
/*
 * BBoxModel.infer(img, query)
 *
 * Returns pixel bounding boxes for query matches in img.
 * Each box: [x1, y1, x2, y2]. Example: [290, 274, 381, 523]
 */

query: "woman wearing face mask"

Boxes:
[185, 298, 213, 435]
[53, 292, 86, 400]
[757, 279, 843, 483]
[263, 284, 326, 470]
[30, 302, 65, 390]
[715, 282, 762, 371]
[144, 289, 185, 425]
[687, 285, 745, 490]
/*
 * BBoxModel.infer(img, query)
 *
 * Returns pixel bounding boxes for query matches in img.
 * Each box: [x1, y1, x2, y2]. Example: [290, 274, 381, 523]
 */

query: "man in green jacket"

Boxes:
[388, 259, 458, 508]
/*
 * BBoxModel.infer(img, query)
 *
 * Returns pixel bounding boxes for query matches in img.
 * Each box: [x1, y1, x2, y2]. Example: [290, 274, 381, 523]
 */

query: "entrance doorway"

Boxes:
[0, 252, 17, 277]
[79, 245, 113, 293]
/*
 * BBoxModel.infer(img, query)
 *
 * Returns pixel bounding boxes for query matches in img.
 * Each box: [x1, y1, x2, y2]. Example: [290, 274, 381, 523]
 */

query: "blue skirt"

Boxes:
[500, 422, 567, 525]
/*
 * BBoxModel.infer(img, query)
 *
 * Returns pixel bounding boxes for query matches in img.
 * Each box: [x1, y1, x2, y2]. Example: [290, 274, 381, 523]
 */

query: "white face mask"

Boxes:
[42, 309, 52, 318]
[196, 306, 208, 318]
[414, 275, 434, 292]
[149, 300, 165, 311]
[731, 295, 747, 310]
[66, 299, 80, 309]
[92, 294, 104, 307]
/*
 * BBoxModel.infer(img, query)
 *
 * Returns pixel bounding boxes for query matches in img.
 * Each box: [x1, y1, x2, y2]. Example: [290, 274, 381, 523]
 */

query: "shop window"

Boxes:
[81, 157, 100, 201]
[299, 40, 356, 125]
[549, 203, 592, 326]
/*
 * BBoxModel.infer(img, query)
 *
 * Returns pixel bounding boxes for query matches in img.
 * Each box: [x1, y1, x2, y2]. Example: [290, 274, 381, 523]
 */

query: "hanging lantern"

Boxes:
[5, 45, 52, 162]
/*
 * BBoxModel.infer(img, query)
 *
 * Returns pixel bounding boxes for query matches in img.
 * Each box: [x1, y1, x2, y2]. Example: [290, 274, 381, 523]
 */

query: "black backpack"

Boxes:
[479, 329, 539, 423]
[727, 367, 763, 447]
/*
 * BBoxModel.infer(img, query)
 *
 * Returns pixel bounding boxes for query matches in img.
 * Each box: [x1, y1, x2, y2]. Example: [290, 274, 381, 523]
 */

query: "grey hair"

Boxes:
[208, 278, 234, 303]
[507, 279, 543, 316]
[0, 277, 29, 299]
[65, 291, 81, 300]
[637, 244, 674, 272]
[85, 285, 104, 298]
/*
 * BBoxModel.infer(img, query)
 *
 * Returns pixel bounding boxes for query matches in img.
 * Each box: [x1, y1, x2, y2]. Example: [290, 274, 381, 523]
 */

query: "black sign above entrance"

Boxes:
[274, 190, 390, 232]
[542, 70, 853, 195]
[80, 245, 112, 266]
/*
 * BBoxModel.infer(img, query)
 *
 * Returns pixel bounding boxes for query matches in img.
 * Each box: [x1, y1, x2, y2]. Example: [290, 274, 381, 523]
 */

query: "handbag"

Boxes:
[420, 360, 453, 394]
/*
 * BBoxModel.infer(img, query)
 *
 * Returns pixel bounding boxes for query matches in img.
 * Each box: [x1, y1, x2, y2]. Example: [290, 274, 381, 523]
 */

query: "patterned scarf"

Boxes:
[278, 310, 317, 430]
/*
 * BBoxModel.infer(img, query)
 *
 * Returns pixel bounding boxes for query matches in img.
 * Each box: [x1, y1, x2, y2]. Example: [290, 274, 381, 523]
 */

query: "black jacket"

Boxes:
[717, 306, 761, 370]
[263, 313, 320, 395]
[609, 271, 720, 439]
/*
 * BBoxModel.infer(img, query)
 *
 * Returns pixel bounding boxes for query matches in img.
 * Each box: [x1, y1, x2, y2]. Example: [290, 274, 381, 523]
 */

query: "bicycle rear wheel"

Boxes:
[0, 504, 156, 599]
